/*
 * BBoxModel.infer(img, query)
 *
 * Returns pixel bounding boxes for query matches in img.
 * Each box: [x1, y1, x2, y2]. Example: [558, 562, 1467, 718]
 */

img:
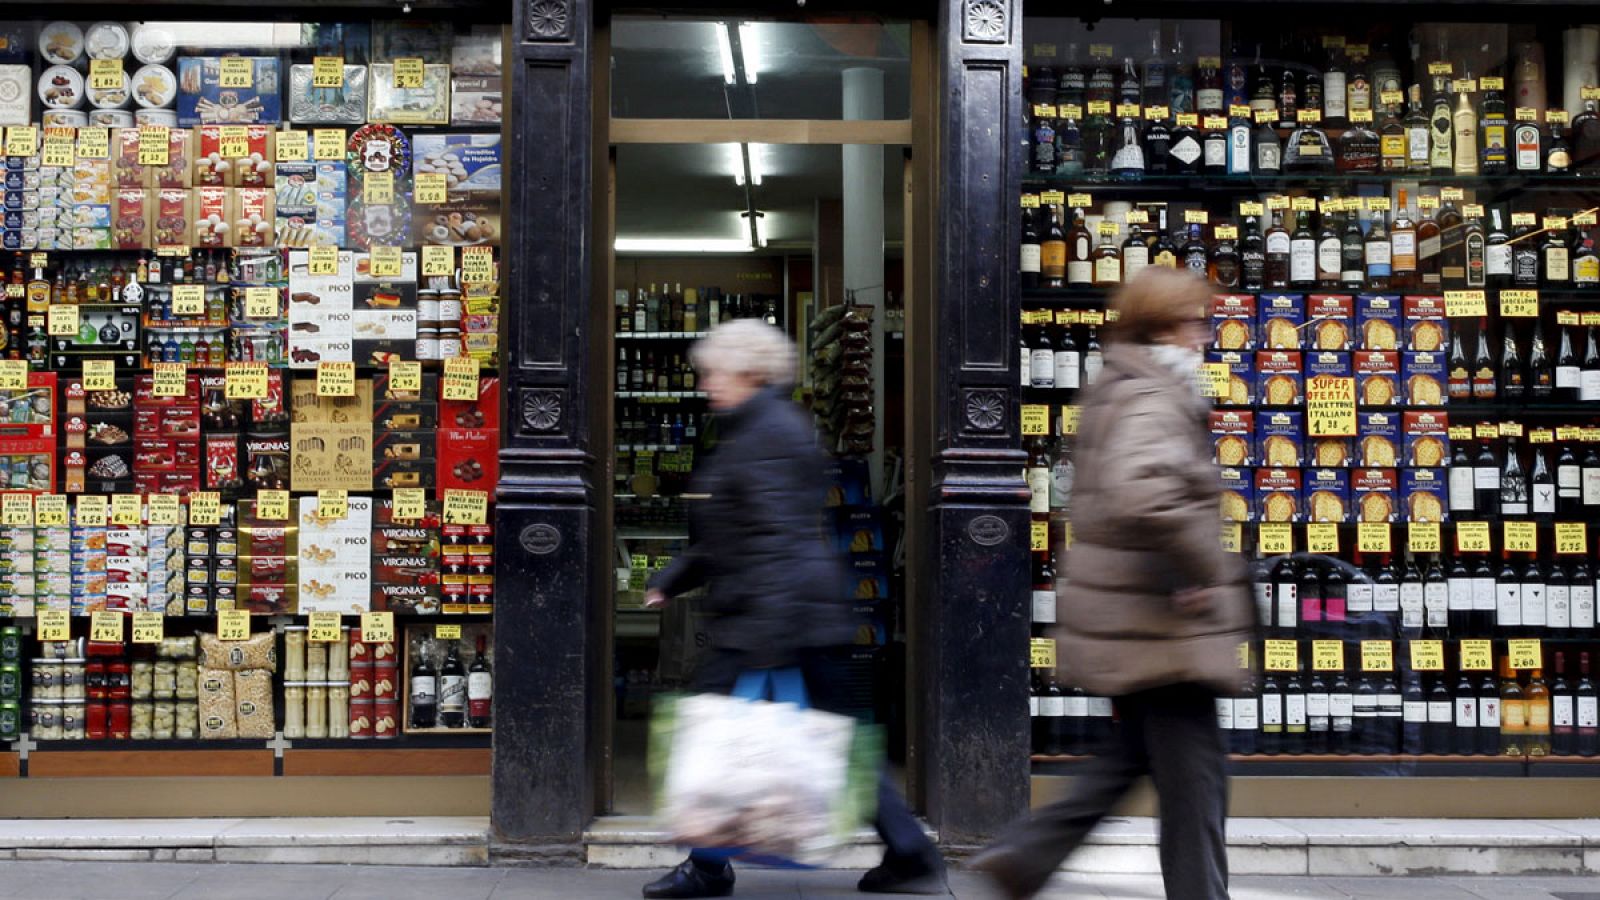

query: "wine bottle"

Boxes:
[1402, 671, 1427, 755]
[1454, 669, 1479, 755]
[439, 641, 468, 728]
[1578, 652, 1599, 757]
[410, 642, 439, 730]
[1553, 652, 1576, 756]
[468, 634, 493, 729]
[1526, 667, 1552, 757]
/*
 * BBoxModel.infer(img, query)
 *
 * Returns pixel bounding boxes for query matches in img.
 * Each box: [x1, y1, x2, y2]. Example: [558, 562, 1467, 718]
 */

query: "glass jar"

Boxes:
[284, 629, 307, 681]
[283, 683, 306, 739]
[305, 684, 327, 738]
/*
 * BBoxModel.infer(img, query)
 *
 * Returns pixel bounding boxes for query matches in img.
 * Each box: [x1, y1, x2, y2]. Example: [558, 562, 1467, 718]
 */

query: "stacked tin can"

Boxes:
[0, 626, 20, 739]
[30, 637, 86, 740]
[348, 633, 398, 739]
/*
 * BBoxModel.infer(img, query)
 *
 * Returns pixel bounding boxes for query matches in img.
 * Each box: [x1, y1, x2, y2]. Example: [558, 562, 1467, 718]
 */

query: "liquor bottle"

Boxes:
[1252, 110, 1282, 175]
[1438, 198, 1466, 288]
[1346, 45, 1372, 121]
[1522, 557, 1549, 636]
[468, 634, 493, 729]
[1558, 442, 1583, 516]
[1374, 555, 1401, 637]
[1195, 48, 1222, 115]
[1402, 672, 1426, 755]
[1083, 327, 1104, 384]
[1065, 207, 1090, 287]
[1513, 107, 1545, 173]
[1448, 331, 1471, 404]
[1122, 221, 1150, 282]
[1497, 551, 1523, 634]
[410, 643, 439, 729]
[1531, 444, 1557, 521]
[1447, 547, 1474, 635]
[1339, 211, 1364, 291]
[1337, 109, 1381, 172]
[1464, 208, 1488, 289]
[1575, 231, 1600, 287]
[1289, 210, 1316, 287]
[1032, 552, 1058, 625]
[1249, 44, 1275, 118]
[1583, 326, 1600, 401]
[1544, 223, 1572, 288]
[1056, 104, 1084, 177]
[1041, 673, 1066, 754]
[1054, 319, 1081, 391]
[1169, 114, 1202, 174]
[1110, 111, 1146, 180]
[1240, 215, 1266, 291]
[1265, 211, 1291, 289]
[1030, 665, 1049, 753]
[1453, 78, 1479, 176]
[1140, 30, 1166, 107]
[1405, 85, 1431, 173]
[1020, 205, 1042, 290]
[1180, 223, 1208, 276]
[1228, 105, 1252, 176]
[1364, 211, 1392, 291]
[1417, 202, 1443, 290]
[1153, 210, 1180, 268]
[1399, 554, 1424, 639]
[1371, 41, 1402, 112]
[1454, 668, 1479, 755]
[1429, 76, 1454, 174]
[1325, 563, 1348, 626]
[1501, 324, 1526, 400]
[1307, 665, 1331, 753]
[1277, 47, 1298, 130]
[1092, 225, 1122, 285]
[1348, 551, 1375, 625]
[1501, 660, 1527, 756]
[1030, 96, 1059, 174]
[1317, 208, 1342, 286]
[1391, 191, 1417, 290]
[1083, 95, 1112, 181]
[1234, 674, 1259, 755]
[1323, 40, 1347, 126]
[1527, 667, 1553, 757]
[1502, 436, 1529, 516]
[1486, 208, 1512, 289]
[1549, 560, 1571, 635]
[1478, 73, 1511, 175]
[1574, 98, 1600, 173]
[1284, 664, 1308, 753]
[1207, 223, 1240, 289]
[1547, 112, 1572, 174]
[1557, 324, 1582, 400]
[1330, 666, 1355, 754]
[1203, 114, 1230, 175]
[438, 642, 468, 728]
[1027, 318, 1053, 388]
[1578, 652, 1599, 757]
[1059, 45, 1086, 109]
[1530, 319, 1554, 399]
[1379, 100, 1407, 172]
[1424, 554, 1448, 637]
[1118, 56, 1141, 108]
[1299, 559, 1324, 628]
[1259, 670, 1283, 755]
[1479, 672, 1503, 756]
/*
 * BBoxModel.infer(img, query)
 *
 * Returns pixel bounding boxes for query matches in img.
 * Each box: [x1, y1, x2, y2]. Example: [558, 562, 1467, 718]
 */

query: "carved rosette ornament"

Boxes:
[521, 389, 563, 433]
[963, 0, 1007, 43]
[526, 0, 572, 41]
[963, 388, 1007, 433]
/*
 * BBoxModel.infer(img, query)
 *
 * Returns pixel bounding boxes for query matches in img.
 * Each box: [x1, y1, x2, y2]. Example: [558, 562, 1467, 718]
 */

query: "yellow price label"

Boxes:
[1358, 522, 1391, 554]
[1042, 191, 1068, 206]
[1364, 196, 1391, 212]
[1125, 210, 1150, 225]
[1087, 100, 1112, 115]
[1550, 110, 1572, 125]
[1546, 216, 1570, 231]
[1452, 79, 1478, 94]
[0, 361, 27, 391]
[317, 361, 356, 397]
[1349, 108, 1374, 123]
[219, 57, 254, 89]
[1214, 225, 1239, 240]
[415, 245, 453, 280]
[1117, 103, 1142, 119]
[1239, 201, 1265, 217]
[360, 611, 395, 643]
[1428, 61, 1454, 75]
[82, 359, 115, 392]
[461, 247, 495, 284]
[1557, 522, 1588, 555]
[317, 489, 349, 520]
[443, 489, 489, 525]
[1199, 362, 1230, 399]
[1307, 523, 1340, 554]
[41, 134, 73, 168]
[111, 493, 142, 526]
[1531, 428, 1555, 445]
[307, 245, 339, 275]
[1313, 640, 1345, 672]
[256, 489, 290, 522]
[1361, 640, 1394, 672]
[217, 609, 251, 642]
[1457, 521, 1492, 553]
[189, 491, 221, 526]
[1501, 421, 1525, 438]
[1408, 521, 1441, 554]
[309, 611, 343, 643]
[313, 129, 345, 161]
[1059, 405, 1080, 436]
[393, 487, 428, 521]
[1177, 113, 1199, 127]
[313, 56, 346, 88]
[33, 494, 67, 527]
[1291, 196, 1317, 212]
[76, 126, 108, 159]
[1508, 639, 1542, 670]
[1501, 290, 1539, 318]
[365, 169, 395, 205]
[415, 172, 449, 205]
[1236, 642, 1251, 669]
[4, 125, 36, 157]
[75, 495, 108, 527]
[1184, 209, 1209, 225]
[1020, 404, 1050, 436]
[1480, 76, 1505, 91]
[1559, 426, 1583, 441]
[37, 609, 71, 641]
[1030, 520, 1049, 552]
[146, 493, 181, 526]
[442, 356, 480, 401]
[1445, 290, 1487, 317]
[393, 57, 426, 88]
[1254, 108, 1277, 124]
[1460, 639, 1494, 671]
[0, 493, 29, 527]
[1449, 426, 1474, 441]
[90, 610, 123, 643]
[370, 244, 402, 277]
[1418, 194, 1441, 210]
[1297, 108, 1322, 124]
[1513, 212, 1538, 228]
[1096, 221, 1119, 237]
[276, 130, 308, 162]
[217, 125, 250, 160]
[388, 360, 423, 394]
[1306, 376, 1357, 437]
[171, 284, 206, 317]
[1258, 523, 1293, 555]
[157, 244, 190, 258]
[152, 362, 188, 397]
[1220, 521, 1243, 554]
[131, 612, 164, 644]
[1030, 638, 1057, 669]
[1504, 520, 1538, 553]
[47, 303, 79, 337]
[1410, 640, 1445, 671]
[243, 286, 278, 318]
[1379, 89, 1404, 106]
[138, 127, 170, 166]
[1476, 423, 1500, 440]
[436, 623, 463, 640]
[1264, 639, 1299, 672]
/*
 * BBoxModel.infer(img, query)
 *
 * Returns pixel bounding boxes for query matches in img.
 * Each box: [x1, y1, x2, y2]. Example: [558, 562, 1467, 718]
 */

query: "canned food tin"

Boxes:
[349, 668, 373, 701]
[373, 698, 398, 739]
[85, 660, 105, 699]
[348, 639, 370, 664]
[61, 662, 84, 699]
[373, 663, 398, 701]
[438, 330, 462, 359]
[0, 664, 19, 702]
[369, 641, 397, 665]
[108, 700, 130, 739]
[31, 660, 61, 700]
[0, 701, 18, 740]
[349, 699, 374, 739]
[0, 626, 20, 663]
[415, 329, 440, 361]
[417, 291, 440, 321]
[438, 294, 463, 325]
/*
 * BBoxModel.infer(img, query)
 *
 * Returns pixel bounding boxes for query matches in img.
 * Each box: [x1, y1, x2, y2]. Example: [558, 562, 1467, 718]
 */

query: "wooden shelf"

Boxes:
[29, 748, 275, 778]
[281, 746, 489, 777]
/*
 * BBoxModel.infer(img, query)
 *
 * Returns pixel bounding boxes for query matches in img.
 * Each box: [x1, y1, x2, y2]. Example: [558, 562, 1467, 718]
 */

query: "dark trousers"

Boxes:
[991, 683, 1229, 900]
[686, 648, 939, 870]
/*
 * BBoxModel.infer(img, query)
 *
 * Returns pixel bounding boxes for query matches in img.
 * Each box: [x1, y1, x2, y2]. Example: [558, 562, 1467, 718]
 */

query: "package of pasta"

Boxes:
[198, 667, 238, 739]
[234, 668, 276, 738]
[200, 630, 278, 672]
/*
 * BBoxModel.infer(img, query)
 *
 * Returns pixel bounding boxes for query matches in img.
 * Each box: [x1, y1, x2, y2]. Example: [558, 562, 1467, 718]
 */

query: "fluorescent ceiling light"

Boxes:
[747, 143, 763, 185]
[615, 238, 755, 253]
[714, 24, 736, 85]
[728, 143, 763, 187]
[738, 22, 760, 84]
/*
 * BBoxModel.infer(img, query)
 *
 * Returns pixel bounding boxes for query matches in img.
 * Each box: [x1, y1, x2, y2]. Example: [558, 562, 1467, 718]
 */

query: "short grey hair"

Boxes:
[690, 319, 797, 387]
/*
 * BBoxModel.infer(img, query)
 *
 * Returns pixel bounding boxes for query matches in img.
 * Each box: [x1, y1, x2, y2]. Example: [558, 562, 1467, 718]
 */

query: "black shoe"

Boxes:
[642, 860, 736, 899]
[858, 853, 947, 895]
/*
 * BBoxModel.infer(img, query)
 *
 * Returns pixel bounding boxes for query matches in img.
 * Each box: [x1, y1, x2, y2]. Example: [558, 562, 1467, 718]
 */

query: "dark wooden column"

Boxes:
[492, 0, 596, 861]
[922, 0, 1030, 847]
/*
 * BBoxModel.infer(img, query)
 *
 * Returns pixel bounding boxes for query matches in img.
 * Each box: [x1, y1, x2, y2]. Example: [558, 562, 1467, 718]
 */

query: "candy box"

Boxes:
[153, 187, 193, 248]
[148, 128, 193, 189]
[412, 133, 501, 196]
[440, 375, 499, 429]
[231, 187, 274, 248]
[195, 125, 275, 187]
[451, 76, 502, 126]
[1257, 293, 1304, 350]
[112, 128, 148, 188]
[436, 427, 496, 492]
[111, 188, 148, 250]
[176, 57, 282, 126]
[367, 63, 450, 125]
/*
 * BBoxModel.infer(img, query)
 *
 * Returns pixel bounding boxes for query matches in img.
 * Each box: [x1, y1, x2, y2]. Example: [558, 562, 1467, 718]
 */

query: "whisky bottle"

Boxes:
[1152, 209, 1179, 268]
[1240, 215, 1265, 290]
[1091, 224, 1122, 286]
[1020, 205, 1042, 289]
[1251, 110, 1282, 175]
[1547, 112, 1572, 174]
[1181, 223, 1208, 276]
[1364, 211, 1392, 291]
[1195, 46, 1222, 114]
[1317, 208, 1342, 286]
[1062, 207, 1088, 287]
[1265, 211, 1290, 289]
[1208, 223, 1240, 288]
[1289, 210, 1316, 288]
[1512, 107, 1544, 173]
[1340, 211, 1365, 290]
[1574, 231, 1600, 288]
[1391, 191, 1418, 291]
[1417, 202, 1443, 290]
[1573, 98, 1600, 174]
[1379, 100, 1407, 172]
[1511, 215, 1540, 287]
[1337, 110, 1381, 172]
[1283, 114, 1333, 172]
[1485, 208, 1512, 288]
[1121, 221, 1150, 281]
[1543, 223, 1572, 288]
[1405, 85, 1431, 173]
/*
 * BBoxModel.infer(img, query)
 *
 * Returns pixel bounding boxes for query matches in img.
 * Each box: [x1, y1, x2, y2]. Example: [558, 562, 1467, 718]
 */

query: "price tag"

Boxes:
[1306, 375, 1357, 437]
[1365, 196, 1391, 212]
[47, 303, 78, 337]
[34, 494, 67, 527]
[1379, 89, 1404, 106]
[90, 610, 123, 643]
[1297, 108, 1322, 124]
[1476, 422, 1500, 440]
[1081, 310, 1105, 327]
[1559, 311, 1581, 328]
[1512, 212, 1538, 228]
[1230, 105, 1253, 119]
[1546, 216, 1570, 231]
[152, 362, 188, 397]
[138, 127, 170, 166]
[1411, 640, 1446, 672]
[1184, 209, 1209, 225]
[313, 56, 346, 88]
[1559, 426, 1583, 441]
[1052, 310, 1078, 326]
[443, 356, 480, 401]
[1239, 201, 1265, 217]
[217, 126, 250, 159]
[219, 57, 254, 89]
[1508, 639, 1542, 670]
[111, 494, 142, 526]
[36, 609, 70, 642]
[256, 489, 290, 522]
[380, 362, 422, 398]
[0, 361, 25, 392]
[1504, 520, 1538, 553]
[365, 169, 395, 205]
[1030, 638, 1057, 669]
[309, 611, 343, 643]
[415, 172, 448, 204]
[436, 623, 463, 640]
[1557, 522, 1588, 555]
[1204, 115, 1227, 130]
[189, 491, 221, 526]
[147, 494, 181, 526]
[1059, 405, 1080, 436]
[1428, 61, 1454, 75]
[4, 125, 36, 157]
[1362, 640, 1394, 672]
[1264, 639, 1299, 672]
[1457, 521, 1492, 553]
[41, 133, 73, 168]
[1030, 520, 1048, 552]
[1198, 362, 1230, 399]
[421, 245, 455, 277]
[1097, 221, 1119, 236]
[82, 359, 115, 392]
[1089, 44, 1114, 59]
[307, 245, 339, 275]
[1258, 523, 1293, 555]
[1176, 113, 1199, 127]
[1449, 426, 1474, 442]
[1020, 404, 1050, 436]
[243, 286, 278, 319]
[1313, 640, 1345, 672]
[317, 489, 349, 520]
[361, 611, 395, 643]
[217, 610, 251, 642]
[131, 612, 164, 644]
[1237, 642, 1251, 669]
[1307, 523, 1340, 554]
[1460, 639, 1494, 671]
[1358, 522, 1391, 553]
[276, 130, 308, 162]
[75, 126, 108, 159]
[1220, 522, 1243, 554]
[1117, 103, 1142, 119]
[1060, 105, 1083, 121]
[1550, 110, 1572, 125]
[1408, 521, 1442, 554]
[75, 495, 108, 527]
[1531, 428, 1556, 444]
[1578, 210, 1599, 227]
[1480, 76, 1505, 91]
[1418, 195, 1441, 211]
[1501, 421, 1525, 438]
[171, 283, 206, 317]
[313, 129, 345, 161]
[1516, 107, 1539, 122]
[1452, 79, 1478, 94]
[316, 361, 356, 397]
[393, 488, 428, 521]
[1213, 225, 1240, 242]
[1349, 108, 1374, 124]
[461, 247, 495, 284]
[443, 489, 489, 525]
[1587, 314, 1600, 328]
[1266, 195, 1291, 211]
[1254, 108, 1276, 124]
[370, 245, 402, 278]
[0, 493, 30, 527]
[157, 244, 189, 257]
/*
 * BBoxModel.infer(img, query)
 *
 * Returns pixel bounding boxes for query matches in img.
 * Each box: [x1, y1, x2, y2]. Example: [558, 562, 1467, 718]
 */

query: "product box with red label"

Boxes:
[1403, 351, 1448, 407]
[1353, 350, 1401, 406]
[1219, 467, 1253, 523]
[153, 187, 194, 247]
[1255, 467, 1302, 523]
[1403, 411, 1451, 468]
[1404, 295, 1450, 352]
[1211, 293, 1256, 351]
[112, 187, 149, 249]
[193, 185, 228, 248]
[1351, 467, 1399, 523]
[1258, 293, 1305, 350]
[1257, 410, 1304, 467]
[1256, 350, 1304, 407]
[1306, 294, 1355, 351]
[1209, 410, 1254, 467]
[1356, 294, 1403, 350]
[1402, 468, 1448, 523]
[1305, 467, 1350, 523]
[1357, 411, 1402, 467]
[436, 427, 497, 492]
[439, 374, 499, 429]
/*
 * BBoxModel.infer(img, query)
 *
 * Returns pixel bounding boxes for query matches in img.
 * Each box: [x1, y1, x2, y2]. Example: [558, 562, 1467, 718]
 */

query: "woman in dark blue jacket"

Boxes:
[642, 320, 944, 899]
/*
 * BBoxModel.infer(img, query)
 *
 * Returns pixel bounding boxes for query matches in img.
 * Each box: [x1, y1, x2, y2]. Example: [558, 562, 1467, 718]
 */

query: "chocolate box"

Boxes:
[1258, 293, 1305, 350]
[1357, 411, 1402, 467]
[1305, 468, 1351, 523]
[1356, 294, 1404, 350]
[1257, 410, 1304, 468]
[1255, 467, 1302, 523]
[436, 427, 497, 492]
[1403, 351, 1448, 407]
[1210, 410, 1254, 467]
[374, 456, 436, 490]
[1306, 294, 1355, 351]
[366, 63, 450, 125]
[1354, 350, 1401, 406]
[1402, 468, 1449, 523]
[1351, 467, 1399, 523]
[1403, 411, 1451, 468]
[195, 125, 275, 187]
[440, 375, 499, 429]
[1256, 350, 1304, 407]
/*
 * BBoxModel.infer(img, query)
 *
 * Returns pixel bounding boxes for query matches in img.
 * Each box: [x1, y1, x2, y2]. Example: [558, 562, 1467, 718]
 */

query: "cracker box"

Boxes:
[367, 63, 451, 125]
[1354, 350, 1401, 406]
[1256, 350, 1304, 407]
[1219, 467, 1253, 523]
[1258, 293, 1305, 350]
[1306, 294, 1355, 351]
[1351, 467, 1400, 523]
[1305, 350, 1352, 381]
[1403, 351, 1448, 407]
[176, 57, 283, 126]
[1305, 467, 1351, 523]
[1206, 350, 1254, 407]
[1357, 411, 1402, 468]
[1257, 410, 1304, 468]
[1255, 467, 1302, 523]
[1210, 410, 1254, 467]
[1403, 468, 1449, 523]
[1403, 411, 1451, 468]
[1404, 295, 1449, 352]
[1356, 294, 1404, 350]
